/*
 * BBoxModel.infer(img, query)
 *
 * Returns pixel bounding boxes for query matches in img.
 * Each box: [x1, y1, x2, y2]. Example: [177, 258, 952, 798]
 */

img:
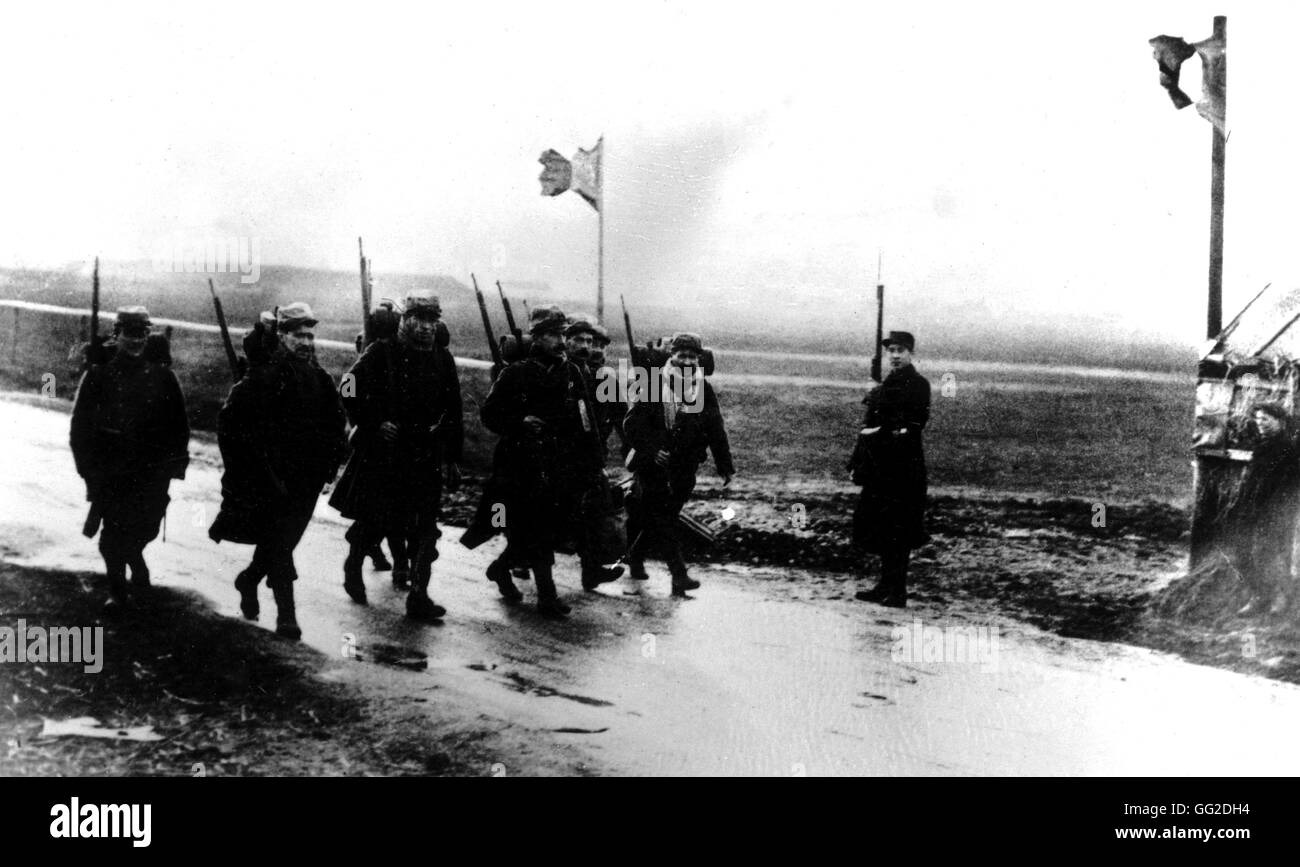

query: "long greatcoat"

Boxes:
[849, 363, 931, 553]
[462, 350, 602, 562]
[70, 351, 190, 540]
[328, 336, 463, 527]
[209, 347, 347, 544]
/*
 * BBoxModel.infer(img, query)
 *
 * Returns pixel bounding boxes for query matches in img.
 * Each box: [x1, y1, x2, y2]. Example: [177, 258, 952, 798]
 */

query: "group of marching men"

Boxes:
[69, 291, 740, 639]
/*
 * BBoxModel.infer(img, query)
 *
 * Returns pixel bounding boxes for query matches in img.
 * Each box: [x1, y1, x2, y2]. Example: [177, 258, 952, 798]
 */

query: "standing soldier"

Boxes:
[70, 307, 190, 613]
[623, 332, 734, 596]
[480, 305, 615, 616]
[331, 290, 463, 621]
[849, 330, 931, 608]
[209, 303, 347, 639]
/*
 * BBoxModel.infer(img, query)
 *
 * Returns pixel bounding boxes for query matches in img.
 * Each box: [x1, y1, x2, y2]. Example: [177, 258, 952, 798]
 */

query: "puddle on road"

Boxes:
[501, 671, 614, 707]
[355, 642, 428, 671]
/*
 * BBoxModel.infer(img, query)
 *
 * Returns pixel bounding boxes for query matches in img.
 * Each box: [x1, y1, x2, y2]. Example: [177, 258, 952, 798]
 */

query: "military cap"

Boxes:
[669, 332, 704, 354]
[258, 310, 276, 329]
[403, 290, 442, 317]
[114, 306, 152, 331]
[566, 313, 605, 343]
[276, 302, 318, 331]
[882, 330, 916, 352]
[529, 304, 568, 336]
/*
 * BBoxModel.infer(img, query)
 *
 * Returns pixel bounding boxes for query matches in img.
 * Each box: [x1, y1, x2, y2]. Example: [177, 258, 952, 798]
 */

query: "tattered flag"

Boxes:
[1148, 31, 1226, 133]
[538, 149, 572, 198]
[1148, 35, 1196, 109]
[537, 139, 602, 211]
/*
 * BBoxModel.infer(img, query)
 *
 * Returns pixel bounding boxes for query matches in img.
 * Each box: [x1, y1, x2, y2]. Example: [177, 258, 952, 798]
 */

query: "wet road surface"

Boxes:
[3, 395, 1299, 775]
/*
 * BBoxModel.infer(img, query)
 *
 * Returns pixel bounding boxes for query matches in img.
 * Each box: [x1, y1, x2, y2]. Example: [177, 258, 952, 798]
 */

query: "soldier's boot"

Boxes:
[367, 543, 392, 572]
[342, 544, 368, 605]
[533, 563, 570, 619]
[668, 560, 700, 598]
[855, 584, 891, 603]
[405, 566, 446, 622]
[580, 556, 624, 591]
[99, 536, 130, 614]
[875, 550, 908, 608]
[234, 569, 261, 621]
[392, 558, 411, 590]
[103, 560, 130, 615]
[626, 556, 650, 582]
[485, 558, 523, 603]
[126, 547, 151, 590]
[270, 580, 301, 640]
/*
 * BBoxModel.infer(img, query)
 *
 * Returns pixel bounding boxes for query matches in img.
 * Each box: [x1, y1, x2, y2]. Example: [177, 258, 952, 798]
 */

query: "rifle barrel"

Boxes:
[209, 279, 241, 383]
[473, 274, 504, 371]
[90, 257, 100, 353]
[497, 280, 521, 340]
[359, 238, 372, 346]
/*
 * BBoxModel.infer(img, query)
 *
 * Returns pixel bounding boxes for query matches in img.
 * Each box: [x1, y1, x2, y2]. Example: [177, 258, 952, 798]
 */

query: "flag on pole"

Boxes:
[538, 139, 602, 211]
[1148, 32, 1226, 132]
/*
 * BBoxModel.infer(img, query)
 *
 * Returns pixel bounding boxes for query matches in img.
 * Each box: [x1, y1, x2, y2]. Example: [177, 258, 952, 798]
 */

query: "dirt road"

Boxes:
[3, 395, 1299, 775]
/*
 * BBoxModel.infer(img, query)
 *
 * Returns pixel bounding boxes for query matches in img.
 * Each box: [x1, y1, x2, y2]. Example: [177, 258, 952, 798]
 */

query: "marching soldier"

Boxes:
[564, 314, 627, 579]
[849, 330, 931, 608]
[568, 314, 627, 453]
[209, 303, 347, 639]
[70, 307, 190, 612]
[623, 332, 734, 596]
[331, 290, 463, 621]
[349, 300, 407, 583]
[480, 305, 616, 616]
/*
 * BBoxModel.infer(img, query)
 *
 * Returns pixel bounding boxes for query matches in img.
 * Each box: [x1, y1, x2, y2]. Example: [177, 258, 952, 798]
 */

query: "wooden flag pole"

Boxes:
[597, 134, 605, 323]
[1206, 15, 1226, 339]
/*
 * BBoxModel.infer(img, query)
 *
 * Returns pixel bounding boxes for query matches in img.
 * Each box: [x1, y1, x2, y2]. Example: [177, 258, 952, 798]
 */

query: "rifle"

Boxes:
[472, 273, 504, 377]
[621, 294, 646, 368]
[497, 280, 523, 342]
[358, 237, 372, 346]
[871, 252, 884, 383]
[621, 294, 635, 355]
[89, 256, 101, 365]
[209, 279, 241, 382]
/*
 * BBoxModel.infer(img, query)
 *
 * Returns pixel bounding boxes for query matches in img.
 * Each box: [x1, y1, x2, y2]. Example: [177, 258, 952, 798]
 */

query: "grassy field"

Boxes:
[0, 302, 1197, 504]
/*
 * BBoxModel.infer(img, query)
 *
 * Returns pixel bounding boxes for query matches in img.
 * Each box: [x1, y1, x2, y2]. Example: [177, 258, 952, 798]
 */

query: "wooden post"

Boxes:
[1206, 15, 1226, 339]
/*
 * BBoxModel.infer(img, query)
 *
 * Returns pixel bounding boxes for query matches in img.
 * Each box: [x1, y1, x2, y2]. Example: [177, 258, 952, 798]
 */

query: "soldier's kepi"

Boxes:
[209, 302, 348, 639]
[330, 289, 464, 622]
[70, 307, 190, 613]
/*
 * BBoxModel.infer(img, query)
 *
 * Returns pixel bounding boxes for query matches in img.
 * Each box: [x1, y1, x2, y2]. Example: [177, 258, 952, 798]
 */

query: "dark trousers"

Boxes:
[96, 471, 171, 594]
[878, 546, 910, 597]
[626, 471, 691, 580]
[349, 508, 441, 591]
[249, 493, 317, 589]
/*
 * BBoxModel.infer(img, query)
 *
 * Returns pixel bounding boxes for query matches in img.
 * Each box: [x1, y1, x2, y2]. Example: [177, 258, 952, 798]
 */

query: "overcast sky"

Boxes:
[2, 0, 1297, 341]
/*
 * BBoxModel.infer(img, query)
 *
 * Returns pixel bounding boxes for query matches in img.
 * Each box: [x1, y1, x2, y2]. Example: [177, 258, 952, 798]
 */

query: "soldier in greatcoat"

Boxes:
[71, 307, 190, 612]
[209, 303, 347, 639]
[330, 291, 463, 620]
[849, 330, 931, 608]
